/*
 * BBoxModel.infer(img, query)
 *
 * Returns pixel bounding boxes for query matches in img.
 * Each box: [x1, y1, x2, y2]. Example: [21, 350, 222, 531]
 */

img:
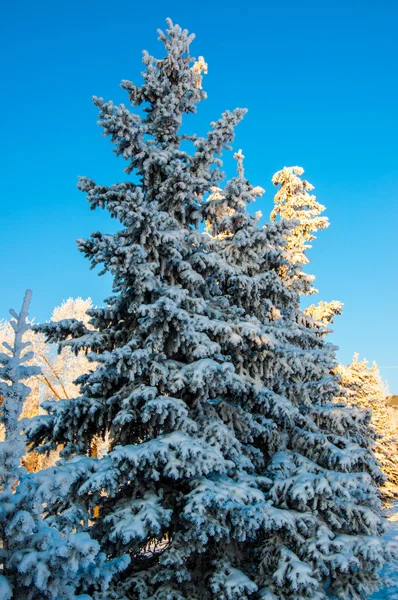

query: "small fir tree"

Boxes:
[0, 297, 98, 472]
[0, 291, 125, 599]
[0, 297, 95, 405]
[271, 167, 343, 336]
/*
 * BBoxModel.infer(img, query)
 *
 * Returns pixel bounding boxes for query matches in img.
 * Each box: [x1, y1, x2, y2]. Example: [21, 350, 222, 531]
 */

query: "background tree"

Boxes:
[35, 297, 95, 402]
[0, 297, 94, 403]
[270, 166, 329, 296]
[271, 166, 342, 335]
[268, 161, 397, 509]
[337, 354, 398, 501]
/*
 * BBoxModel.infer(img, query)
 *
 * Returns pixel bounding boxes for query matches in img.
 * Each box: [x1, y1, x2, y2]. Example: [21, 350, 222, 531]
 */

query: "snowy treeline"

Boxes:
[1, 19, 397, 600]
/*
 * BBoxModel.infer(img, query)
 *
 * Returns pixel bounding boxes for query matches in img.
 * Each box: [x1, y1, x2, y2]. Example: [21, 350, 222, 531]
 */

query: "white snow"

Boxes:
[369, 503, 398, 599]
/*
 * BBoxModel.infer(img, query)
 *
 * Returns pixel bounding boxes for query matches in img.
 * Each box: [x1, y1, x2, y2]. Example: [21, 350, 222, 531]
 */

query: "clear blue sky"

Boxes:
[1, 0, 397, 390]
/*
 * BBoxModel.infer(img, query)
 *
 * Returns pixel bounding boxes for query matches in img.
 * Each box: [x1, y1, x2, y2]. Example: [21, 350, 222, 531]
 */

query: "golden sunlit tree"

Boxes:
[337, 354, 398, 501]
[271, 166, 343, 330]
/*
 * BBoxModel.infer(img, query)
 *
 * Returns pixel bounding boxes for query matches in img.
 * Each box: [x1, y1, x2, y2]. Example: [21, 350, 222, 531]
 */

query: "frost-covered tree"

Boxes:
[0, 297, 95, 405]
[0, 291, 125, 599]
[270, 166, 328, 296]
[270, 167, 342, 335]
[26, 20, 396, 600]
[203, 148, 395, 599]
[337, 354, 398, 500]
[0, 297, 97, 471]
[271, 168, 343, 342]
[34, 297, 95, 402]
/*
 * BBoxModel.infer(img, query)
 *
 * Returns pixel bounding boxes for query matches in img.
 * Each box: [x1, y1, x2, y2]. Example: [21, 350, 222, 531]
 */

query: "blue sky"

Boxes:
[1, 0, 397, 390]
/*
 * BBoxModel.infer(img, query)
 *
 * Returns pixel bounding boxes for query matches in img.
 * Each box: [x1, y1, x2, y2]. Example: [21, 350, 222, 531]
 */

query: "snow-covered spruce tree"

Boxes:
[25, 19, 250, 598]
[337, 354, 398, 501]
[0, 291, 125, 599]
[25, 20, 395, 600]
[0, 297, 96, 406]
[203, 150, 394, 599]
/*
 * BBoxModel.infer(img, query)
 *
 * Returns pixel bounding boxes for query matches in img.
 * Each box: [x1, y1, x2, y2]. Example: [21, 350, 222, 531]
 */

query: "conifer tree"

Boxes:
[270, 166, 328, 296]
[0, 291, 125, 599]
[271, 167, 342, 334]
[26, 20, 396, 600]
[337, 354, 398, 500]
[0, 297, 95, 405]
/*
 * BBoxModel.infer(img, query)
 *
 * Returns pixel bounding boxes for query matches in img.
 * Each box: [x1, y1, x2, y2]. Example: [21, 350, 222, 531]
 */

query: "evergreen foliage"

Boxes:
[0, 291, 126, 599]
[270, 166, 329, 296]
[0, 297, 98, 472]
[270, 167, 343, 334]
[25, 20, 396, 600]
[337, 354, 398, 501]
